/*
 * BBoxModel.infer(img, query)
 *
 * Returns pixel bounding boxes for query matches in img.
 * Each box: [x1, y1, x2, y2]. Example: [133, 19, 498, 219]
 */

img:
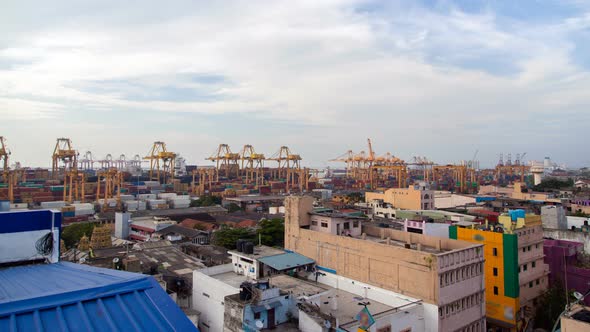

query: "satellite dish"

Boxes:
[113, 257, 120, 263]
[255, 320, 263, 329]
[323, 320, 332, 328]
[574, 291, 584, 301]
[79, 257, 86, 263]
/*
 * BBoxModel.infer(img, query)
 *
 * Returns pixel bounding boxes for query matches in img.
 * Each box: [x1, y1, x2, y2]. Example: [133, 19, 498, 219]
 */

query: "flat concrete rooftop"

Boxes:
[228, 245, 285, 260]
[355, 233, 447, 254]
[211, 271, 250, 288]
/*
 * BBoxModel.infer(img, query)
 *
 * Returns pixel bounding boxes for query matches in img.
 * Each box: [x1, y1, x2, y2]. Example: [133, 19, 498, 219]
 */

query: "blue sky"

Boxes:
[1, 0, 589, 168]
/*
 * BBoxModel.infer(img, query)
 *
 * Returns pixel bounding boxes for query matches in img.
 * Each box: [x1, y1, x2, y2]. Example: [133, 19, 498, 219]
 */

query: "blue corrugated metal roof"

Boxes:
[0, 262, 198, 332]
[257, 252, 314, 271]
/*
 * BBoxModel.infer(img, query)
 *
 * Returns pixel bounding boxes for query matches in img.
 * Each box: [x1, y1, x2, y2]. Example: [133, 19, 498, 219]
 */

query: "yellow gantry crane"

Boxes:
[206, 144, 240, 181]
[63, 170, 86, 203]
[268, 146, 302, 192]
[239, 144, 265, 186]
[52, 138, 77, 179]
[144, 141, 176, 184]
[96, 168, 122, 211]
[0, 136, 10, 182]
[191, 168, 216, 195]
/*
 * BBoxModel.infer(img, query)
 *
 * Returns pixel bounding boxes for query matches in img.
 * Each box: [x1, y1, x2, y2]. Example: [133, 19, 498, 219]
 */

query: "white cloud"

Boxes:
[0, 0, 589, 166]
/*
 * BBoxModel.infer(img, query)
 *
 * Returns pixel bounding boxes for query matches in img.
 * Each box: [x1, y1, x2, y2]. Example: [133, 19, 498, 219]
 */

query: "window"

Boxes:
[311, 220, 318, 226]
[529, 282, 533, 288]
[343, 222, 350, 230]
[493, 248, 498, 256]
[321, 222, 328, 228]
[254, 312, 261, 319]
[493, 287, 498, 295]
[493, 268, 498, 276]
[536, 279, 540, 285]
[523, 247, 526, 253]
[353, 221, 359, 228]
[532, 261, 536, 268]
[523, 264, 528, 271]
[528, 246, 531, 251]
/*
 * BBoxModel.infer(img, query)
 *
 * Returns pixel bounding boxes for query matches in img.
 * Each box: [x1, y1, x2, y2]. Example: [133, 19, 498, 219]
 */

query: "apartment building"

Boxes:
[285, 196, 486, 331]
[450, 211, 548, 331]
[365, 184, 435, 210]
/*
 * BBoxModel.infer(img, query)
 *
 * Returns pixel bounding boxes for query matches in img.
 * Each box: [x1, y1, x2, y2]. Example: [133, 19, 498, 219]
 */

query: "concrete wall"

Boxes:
[544, 229, 590, 254]
[230, 252, 259, 279]
[286, 196, 486, 331]
[435, 193, 476, 209]
[298, 310, 324, 332]
[366, 185, 434, 210]
[192, 265, 239, 332]
[310, 214, 362, 237]
[541, 205, 567, 230]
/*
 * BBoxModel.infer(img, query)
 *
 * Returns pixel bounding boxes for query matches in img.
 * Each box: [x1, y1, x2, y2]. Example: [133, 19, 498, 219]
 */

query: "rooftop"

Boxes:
[257, 252, 315, 271]
[224, 195, 286, 202]
[266, 274, 329, 298]
[0, 262, 197, 331]
[210, 271, 250, 288]
[228, 245, 285, 260]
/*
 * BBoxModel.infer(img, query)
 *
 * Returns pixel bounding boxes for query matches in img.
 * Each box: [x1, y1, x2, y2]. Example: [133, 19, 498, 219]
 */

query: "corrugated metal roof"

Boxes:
[257, 252, 314, 271]
[0, 262, 198, 332]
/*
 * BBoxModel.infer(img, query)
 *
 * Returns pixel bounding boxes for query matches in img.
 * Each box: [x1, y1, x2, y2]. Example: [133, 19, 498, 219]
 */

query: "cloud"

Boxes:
[0, 0, 589, 167]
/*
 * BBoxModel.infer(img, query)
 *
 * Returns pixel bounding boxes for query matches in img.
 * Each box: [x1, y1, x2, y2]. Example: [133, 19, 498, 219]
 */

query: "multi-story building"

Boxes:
[285, 196, 487, 331]
[365, 184, 435, 210]
[450, 211, 549, 331]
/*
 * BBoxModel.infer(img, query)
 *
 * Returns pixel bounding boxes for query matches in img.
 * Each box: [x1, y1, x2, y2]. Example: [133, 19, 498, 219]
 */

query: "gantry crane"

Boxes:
[98, 154, 114, 169]
[96, 168, 122, 211]
[432, 164, 476, 193]
[409, 156, 435, 182]
[495, 152, 530, 185]
[268, 146, 302, 191]
[79, 151, 95, 170]
[144, 141, 176, 184]
[191, 168, 216, 195]
[369, 164, 408, 189]
[63, 170, 86, 203]
[0, 136, 10, 182]
[206, 144, 240, 181]
[239, 145, 265, 186]
[51, 138, 77, 179]
[330, 150, 354, 177]
[116, 154, 127, 170]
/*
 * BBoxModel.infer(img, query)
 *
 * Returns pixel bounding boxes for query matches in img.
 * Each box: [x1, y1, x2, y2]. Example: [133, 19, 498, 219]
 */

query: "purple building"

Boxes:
[543, 239, 590, 305]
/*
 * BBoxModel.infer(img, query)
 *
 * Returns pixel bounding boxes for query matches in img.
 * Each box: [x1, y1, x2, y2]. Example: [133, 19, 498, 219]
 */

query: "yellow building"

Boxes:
[450, 212, 548, 331]
[365, 184, 434, 210]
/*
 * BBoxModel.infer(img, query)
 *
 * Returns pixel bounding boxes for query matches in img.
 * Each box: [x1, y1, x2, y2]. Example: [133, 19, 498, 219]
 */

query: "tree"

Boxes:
[257, 218, 285, 247]
[61, 222, 96, 248]
[212, 225, 255, 249]
[346, 192, 364, 204]
[226, 203, 242, 213]
[190, 195, 222, 207]
[534, 279, 575, 330]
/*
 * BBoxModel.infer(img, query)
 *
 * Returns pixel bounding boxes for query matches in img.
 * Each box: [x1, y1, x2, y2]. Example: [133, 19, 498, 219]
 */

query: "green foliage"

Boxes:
[61, 222, 96, 248]
[257, 218, 285, 247]
[190, 195, 222, 207]
[533, 178, 574, 191]
[226, 203, 242, 213]
[534, 279, 575, 330]
[346, 192, 364, 204]
[572, 210, 590, 218]
[212, 225, 255, 249]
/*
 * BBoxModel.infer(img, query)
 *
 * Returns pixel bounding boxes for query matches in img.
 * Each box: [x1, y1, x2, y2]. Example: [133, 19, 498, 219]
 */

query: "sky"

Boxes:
[2, 0, 590, 168]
